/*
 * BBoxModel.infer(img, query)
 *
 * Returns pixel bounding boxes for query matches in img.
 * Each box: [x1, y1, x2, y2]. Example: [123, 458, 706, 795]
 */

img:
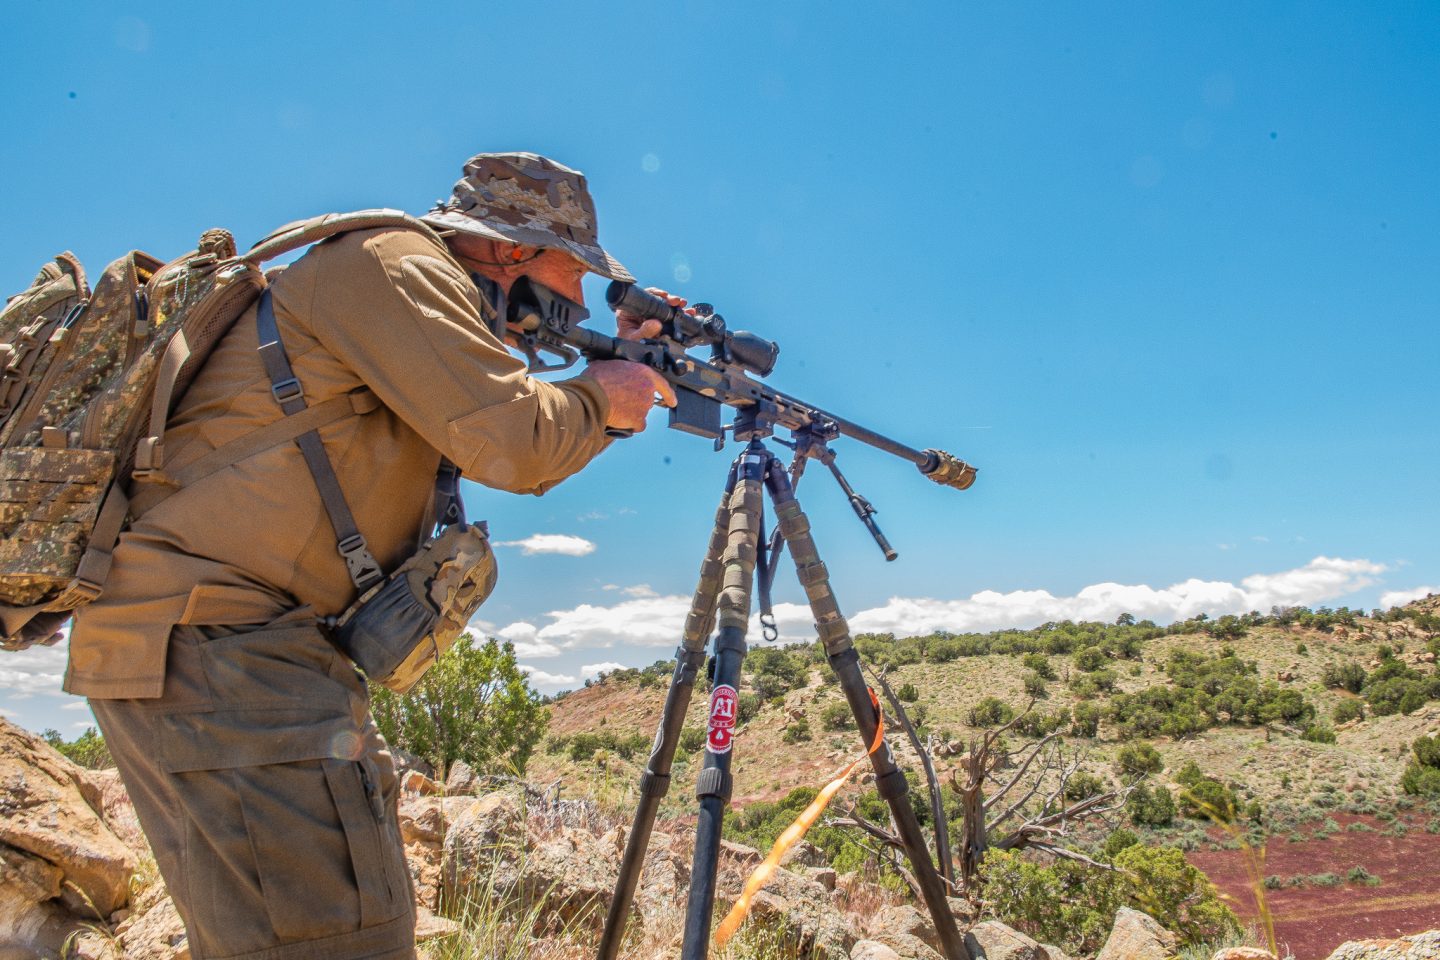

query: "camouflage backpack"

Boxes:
[0, 210, 438, 651]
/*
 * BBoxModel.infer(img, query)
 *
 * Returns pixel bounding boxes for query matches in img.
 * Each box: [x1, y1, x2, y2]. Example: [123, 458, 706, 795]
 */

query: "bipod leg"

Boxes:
[682, 440, 770, 960]
[597, 463, 740, 960]
[763, 460, 973, 960]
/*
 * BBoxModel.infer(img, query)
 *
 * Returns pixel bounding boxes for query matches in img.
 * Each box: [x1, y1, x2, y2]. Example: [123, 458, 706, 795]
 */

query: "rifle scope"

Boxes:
[607, 282, 779, 378]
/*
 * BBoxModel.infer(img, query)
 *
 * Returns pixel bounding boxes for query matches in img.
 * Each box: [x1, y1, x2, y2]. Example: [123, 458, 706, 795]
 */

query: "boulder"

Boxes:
[441, 789, 527, 896]
[443, 760, 479, 796]
[743, 866, 855, 958]
[869, 904, 935, 948]
[964, 920, 1048, 960]
[0, 719, 135, 919]
[1095, 908, 1176, 960]
[1212, 949, 1276, 960]
[721, 839, 763, 866]
[402, 770, 442, 796]
[852, 942, 905, 960]
[1325, 930, 1440, 960]
[116, 896, 189, 960]
[780, 839, 829, 869]
[805, 866, 838, 892]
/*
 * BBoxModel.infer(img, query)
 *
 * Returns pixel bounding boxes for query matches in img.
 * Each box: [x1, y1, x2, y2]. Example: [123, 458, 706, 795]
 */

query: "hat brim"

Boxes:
[420, 209, 633, 283]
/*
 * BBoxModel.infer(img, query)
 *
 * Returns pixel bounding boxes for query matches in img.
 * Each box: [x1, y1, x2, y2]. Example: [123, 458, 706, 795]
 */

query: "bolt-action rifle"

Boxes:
[501, 277, 978, 498]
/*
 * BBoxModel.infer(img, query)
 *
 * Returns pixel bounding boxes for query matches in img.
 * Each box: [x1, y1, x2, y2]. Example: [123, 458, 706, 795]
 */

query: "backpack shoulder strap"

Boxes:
[243, 209, 443, 267]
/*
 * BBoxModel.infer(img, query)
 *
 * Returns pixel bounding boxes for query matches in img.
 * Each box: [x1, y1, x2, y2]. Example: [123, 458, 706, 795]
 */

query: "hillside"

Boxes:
[532, 597, 1440, 958]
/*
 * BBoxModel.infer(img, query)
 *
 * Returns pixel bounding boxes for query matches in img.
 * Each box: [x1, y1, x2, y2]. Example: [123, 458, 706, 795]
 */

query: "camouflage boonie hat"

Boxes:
[421, 152, 633, 282]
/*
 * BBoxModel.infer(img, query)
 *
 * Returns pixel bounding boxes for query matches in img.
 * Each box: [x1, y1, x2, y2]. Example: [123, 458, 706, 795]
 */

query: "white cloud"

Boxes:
[60, 699, 90, 711]
[514, 594, 693, 651]
[581, 662, 626, 679]
[0, 637, 70, 698]
[850, 557, 1385, 637]
[622, 584, 657, 598]
[1379, 586, 1438, 609]
[496, 622, 562, 659]
[493, 534, 596, 557]
[519, 666, 578, 689]
[497, 557, 1391, 659]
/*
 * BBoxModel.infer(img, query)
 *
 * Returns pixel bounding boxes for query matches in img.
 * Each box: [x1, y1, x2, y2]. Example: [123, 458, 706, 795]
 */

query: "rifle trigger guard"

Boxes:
[760, 612, 778, 643]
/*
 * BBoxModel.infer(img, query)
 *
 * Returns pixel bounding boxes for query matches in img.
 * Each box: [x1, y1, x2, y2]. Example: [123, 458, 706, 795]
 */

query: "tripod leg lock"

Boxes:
[695, 767, 733, 803]
[640, 770, 672, 798]
[875, 768, 908, 801]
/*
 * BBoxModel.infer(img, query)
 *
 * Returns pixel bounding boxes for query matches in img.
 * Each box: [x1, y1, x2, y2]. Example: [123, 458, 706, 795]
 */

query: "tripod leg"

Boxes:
[597, 465, 739, 960]
[764, 462, 973, 960]
[682, 443, 768, 960]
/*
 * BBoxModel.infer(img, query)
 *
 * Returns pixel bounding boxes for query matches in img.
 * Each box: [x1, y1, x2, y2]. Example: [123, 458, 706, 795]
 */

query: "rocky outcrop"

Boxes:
[965, 920, 1050, 960]
[1095, 908, 1176, 960]
[743, 866, 856, 958]
[1211, 948, 1276, 960]
[1325, 931, 1440, 960]
[0, 718, 137, 959]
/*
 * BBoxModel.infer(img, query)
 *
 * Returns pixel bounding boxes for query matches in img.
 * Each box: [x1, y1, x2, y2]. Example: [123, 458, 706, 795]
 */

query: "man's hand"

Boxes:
[587, 359, 677, 434]
[616, 287, 692, 341]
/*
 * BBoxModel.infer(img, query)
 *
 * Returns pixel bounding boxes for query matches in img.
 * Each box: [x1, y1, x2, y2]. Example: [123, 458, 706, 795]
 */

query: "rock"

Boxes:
[442, 789, 616, 928]
[869, 904, 934, 948]
[117, 896, 189, 960]
[947, 897, 978, 926]
[852, 942, 904, 960]
[402, 769, 442, 795]
[780, 839, 829, 869]
[414, 906, 461, 942]
[721, 839, 763, 866]
[398, 796, 447, 845]
[869, 932, 942, 960]
[1212, 949, 1276, 960]
[390, 745, 435, 782]
[805, 866, 838, 892]
[1325, 930, 1440, 960]
[0, 719, 135, 918]
[1095, 908, 1177, 960]
[744, 867, 855, 958]
[965, 920, 1049, 960]
[444, 760, 479, 796]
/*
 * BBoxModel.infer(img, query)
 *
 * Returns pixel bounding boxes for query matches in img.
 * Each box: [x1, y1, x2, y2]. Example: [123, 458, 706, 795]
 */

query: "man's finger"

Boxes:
[650, 372, 678, 408]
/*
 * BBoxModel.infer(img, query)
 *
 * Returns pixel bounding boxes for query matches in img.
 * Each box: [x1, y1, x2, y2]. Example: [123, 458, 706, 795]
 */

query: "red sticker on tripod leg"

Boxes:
[707, 684, 738, 754]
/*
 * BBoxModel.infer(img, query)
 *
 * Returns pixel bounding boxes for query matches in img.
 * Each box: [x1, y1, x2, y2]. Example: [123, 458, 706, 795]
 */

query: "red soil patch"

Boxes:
[1188, 813, 1440, 960]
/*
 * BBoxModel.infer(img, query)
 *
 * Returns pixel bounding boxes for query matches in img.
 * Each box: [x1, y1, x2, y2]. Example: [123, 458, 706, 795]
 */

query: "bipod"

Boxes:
[597, 434, 971, 960]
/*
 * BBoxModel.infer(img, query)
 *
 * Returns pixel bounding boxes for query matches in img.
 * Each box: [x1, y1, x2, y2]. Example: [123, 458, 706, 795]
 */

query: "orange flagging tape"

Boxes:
[713, 690, 885, 949]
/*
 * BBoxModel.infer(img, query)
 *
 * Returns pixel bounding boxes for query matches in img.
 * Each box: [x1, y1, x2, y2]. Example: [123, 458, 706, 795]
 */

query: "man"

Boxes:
[64, 153, 671, 960]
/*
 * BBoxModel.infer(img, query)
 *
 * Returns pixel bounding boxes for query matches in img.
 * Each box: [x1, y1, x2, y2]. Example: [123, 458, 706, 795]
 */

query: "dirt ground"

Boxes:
[1188, 813, 1440, 960]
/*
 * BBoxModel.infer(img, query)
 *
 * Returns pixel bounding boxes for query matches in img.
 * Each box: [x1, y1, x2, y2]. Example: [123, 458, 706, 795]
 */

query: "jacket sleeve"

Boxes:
[294, 227, 612, 495]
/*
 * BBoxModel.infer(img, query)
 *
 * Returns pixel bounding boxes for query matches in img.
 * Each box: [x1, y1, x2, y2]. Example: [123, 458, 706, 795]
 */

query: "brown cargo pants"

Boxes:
[91, 610, 416, 960]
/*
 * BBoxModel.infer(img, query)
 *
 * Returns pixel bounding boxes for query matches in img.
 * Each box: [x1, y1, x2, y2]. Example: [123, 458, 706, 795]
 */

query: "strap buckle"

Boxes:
[337, 534, 382, 588]
[271, 377, 303, 404]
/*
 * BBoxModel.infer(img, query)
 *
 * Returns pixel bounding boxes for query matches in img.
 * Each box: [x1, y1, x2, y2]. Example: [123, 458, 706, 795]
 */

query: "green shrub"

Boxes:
[1103, 829, 1140, 859]
[896, 682, 920, 702]
[782, 717, 812, 743]
[1302, 722, 1338, 744]
[1021, 652, 1056, 679]
[980, 845, 1237, 955]
[1402, 735, 1440, 798]
[1333, 699, 1365, 724]
[1127, 784, 1176, 826]
[1116, 743, 1163, 778]
[1074, 646, 1109, 672]
[1023, 671, 1049, 698]
[820, 702, 853, 730]
[1346, 866, 1381, 886]
[1071, 702, 1102, 738]
[1064, 771, 1106, 801]
[679, 727, 706, 752]
[41, 727, 112, 769]
[968, 696, 1014, 727]
[1321, 661, 1366, 693]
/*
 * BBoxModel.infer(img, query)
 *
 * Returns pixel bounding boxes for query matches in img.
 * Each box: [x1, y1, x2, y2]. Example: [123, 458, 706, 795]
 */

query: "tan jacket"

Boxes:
[65, 227, 610, 698]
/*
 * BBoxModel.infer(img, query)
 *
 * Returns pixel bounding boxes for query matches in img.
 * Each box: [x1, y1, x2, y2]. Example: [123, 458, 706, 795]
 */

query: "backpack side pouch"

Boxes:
[328, 522, 496, 695]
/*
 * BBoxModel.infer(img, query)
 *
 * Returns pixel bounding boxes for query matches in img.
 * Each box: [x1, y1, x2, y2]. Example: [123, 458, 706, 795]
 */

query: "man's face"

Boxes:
[447, 234, 589, 304]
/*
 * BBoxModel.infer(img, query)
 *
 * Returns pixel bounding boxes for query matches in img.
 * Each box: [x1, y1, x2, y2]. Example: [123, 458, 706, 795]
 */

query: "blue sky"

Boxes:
[3, 2, 1437, 734]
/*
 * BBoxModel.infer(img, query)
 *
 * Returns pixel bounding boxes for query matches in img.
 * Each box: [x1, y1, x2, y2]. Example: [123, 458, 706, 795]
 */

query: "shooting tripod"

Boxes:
[597, 413, 972, 960]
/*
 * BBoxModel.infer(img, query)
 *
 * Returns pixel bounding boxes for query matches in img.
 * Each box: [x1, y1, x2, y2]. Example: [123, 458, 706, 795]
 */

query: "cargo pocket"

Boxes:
[158, 709, 407, 948]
